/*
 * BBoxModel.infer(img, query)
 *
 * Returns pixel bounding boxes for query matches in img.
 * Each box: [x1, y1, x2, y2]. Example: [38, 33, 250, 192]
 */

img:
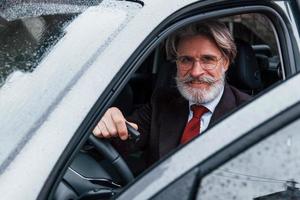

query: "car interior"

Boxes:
[53, 13, 284, 200]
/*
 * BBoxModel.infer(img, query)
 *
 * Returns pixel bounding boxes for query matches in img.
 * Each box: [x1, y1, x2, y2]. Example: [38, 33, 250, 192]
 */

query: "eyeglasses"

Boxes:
[175, 55, 223, 70]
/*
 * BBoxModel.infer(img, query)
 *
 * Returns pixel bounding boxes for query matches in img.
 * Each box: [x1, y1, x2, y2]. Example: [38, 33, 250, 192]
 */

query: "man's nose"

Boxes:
[190, 61, 205, 77]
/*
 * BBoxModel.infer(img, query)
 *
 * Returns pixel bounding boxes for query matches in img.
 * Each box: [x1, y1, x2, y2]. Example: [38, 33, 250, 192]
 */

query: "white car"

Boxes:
[1, 0, 300, 199]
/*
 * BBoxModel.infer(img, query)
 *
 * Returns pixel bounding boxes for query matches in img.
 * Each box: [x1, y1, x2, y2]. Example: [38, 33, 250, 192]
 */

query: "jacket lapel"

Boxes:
[209, 83, 236, 127]
[158, 95, 189, 158]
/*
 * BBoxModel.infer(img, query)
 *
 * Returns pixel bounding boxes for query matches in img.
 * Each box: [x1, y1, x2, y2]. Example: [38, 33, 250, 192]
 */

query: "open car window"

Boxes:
[113, 12, 285, 176]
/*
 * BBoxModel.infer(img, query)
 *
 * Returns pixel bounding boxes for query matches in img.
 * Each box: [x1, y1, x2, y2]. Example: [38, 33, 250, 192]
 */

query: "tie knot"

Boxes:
[191, 104, 209, 118]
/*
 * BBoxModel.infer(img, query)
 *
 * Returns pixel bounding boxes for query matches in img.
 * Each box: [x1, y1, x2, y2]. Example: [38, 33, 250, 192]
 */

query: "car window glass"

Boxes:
[197, 117, 300, 199]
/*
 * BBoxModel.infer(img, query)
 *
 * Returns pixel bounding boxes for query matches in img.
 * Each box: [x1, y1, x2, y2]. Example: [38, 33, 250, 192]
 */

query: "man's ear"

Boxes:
[222, 58, 230, 72]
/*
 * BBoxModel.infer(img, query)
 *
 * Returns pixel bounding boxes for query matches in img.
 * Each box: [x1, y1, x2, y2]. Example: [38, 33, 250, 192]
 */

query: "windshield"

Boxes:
[0, 0, 141, 176]
[0, 1, 102, 86]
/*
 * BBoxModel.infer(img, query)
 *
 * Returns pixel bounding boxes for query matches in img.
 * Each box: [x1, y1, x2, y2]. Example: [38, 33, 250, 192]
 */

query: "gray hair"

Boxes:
[165, 20, 237, 64]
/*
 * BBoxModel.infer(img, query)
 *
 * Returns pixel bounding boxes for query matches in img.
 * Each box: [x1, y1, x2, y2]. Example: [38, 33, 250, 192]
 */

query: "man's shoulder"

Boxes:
[226, 84, 252, 105]
[209, 83, 251, 125]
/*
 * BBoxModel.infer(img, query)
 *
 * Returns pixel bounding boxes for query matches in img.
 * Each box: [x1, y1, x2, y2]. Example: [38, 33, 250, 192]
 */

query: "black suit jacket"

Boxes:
[115, 83, 250, 167]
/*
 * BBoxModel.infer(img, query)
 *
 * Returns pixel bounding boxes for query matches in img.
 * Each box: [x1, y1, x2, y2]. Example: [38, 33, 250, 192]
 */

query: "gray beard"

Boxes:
[175, 73, 225, 104]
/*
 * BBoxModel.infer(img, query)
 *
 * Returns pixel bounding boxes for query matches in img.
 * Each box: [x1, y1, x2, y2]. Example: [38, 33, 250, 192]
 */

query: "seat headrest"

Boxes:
[227, 39, 262, 93]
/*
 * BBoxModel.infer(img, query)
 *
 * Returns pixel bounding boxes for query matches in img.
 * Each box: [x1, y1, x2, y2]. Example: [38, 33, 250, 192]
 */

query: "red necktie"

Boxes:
[180, 105, 209, 144]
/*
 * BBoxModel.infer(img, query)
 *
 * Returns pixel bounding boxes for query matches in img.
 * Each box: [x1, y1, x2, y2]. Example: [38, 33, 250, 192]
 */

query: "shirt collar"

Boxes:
[189, 86, 224, 113]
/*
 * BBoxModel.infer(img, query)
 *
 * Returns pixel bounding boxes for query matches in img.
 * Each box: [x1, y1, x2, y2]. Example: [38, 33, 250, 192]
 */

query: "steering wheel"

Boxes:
[54, 124, 140, 200]
[88, 122, 140, 185]
[88, 135, 134, 184]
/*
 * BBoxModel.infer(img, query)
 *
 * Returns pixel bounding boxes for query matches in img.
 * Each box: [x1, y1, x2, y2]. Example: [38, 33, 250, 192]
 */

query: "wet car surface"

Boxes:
[1, 0, 300, 199]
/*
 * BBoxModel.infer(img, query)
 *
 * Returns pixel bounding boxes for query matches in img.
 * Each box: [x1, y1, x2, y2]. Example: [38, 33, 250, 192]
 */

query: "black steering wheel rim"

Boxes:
[88, 135, 134, 185]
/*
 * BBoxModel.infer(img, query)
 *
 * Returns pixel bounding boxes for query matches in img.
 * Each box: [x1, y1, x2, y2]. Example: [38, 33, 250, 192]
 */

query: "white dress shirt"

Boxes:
[188, 86, 224, 134]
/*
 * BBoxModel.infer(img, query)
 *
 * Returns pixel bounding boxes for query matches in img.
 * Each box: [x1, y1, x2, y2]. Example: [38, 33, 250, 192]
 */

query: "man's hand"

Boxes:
[93, 107, 138, 140]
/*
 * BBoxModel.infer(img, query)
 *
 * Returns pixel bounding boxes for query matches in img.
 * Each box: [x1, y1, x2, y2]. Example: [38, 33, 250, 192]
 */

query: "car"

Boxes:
[1, 0, 300, 199]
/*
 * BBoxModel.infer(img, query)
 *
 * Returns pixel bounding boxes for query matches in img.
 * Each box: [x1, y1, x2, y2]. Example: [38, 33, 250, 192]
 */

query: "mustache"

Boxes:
[176, 75, 217, 85]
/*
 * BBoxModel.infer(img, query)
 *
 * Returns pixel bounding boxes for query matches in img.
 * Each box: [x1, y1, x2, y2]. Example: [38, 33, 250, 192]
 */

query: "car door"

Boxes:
[36, 0, 300, 199]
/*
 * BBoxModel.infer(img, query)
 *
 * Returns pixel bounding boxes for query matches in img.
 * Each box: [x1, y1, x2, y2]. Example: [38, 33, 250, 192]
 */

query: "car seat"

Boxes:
[227, 39, 263, 95]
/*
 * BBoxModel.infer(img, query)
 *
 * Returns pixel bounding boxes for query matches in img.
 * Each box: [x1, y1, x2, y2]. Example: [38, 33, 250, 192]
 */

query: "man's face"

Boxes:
[175, 35, 229, 104]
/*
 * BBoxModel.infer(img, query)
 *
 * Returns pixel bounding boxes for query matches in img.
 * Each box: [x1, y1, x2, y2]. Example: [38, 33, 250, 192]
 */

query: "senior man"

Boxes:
[93, 20, 250, 167]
